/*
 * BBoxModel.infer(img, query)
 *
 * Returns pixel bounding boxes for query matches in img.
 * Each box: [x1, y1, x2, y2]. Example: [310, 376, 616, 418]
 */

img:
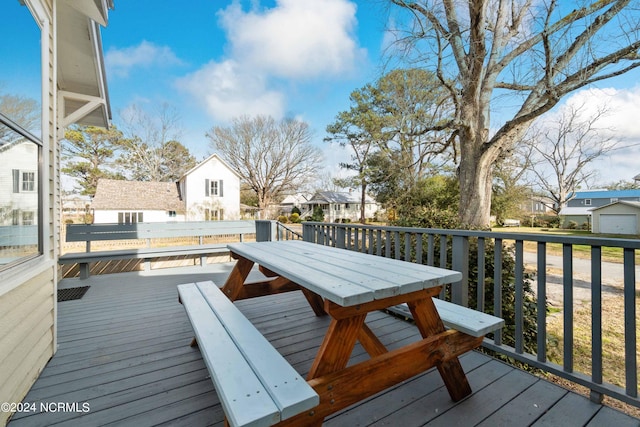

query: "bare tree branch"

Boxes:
[207, 116, 323, 217]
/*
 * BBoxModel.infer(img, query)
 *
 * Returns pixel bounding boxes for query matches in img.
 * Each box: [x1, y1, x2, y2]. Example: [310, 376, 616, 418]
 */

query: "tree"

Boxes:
[491, 153, 531, 223]
[116, 103, 195, 181]
[207, 115, 323, 216]
[389, 0, 640, 227]
[326, 69, 453, 221]
[522, 102, 615, 213]
[0, 91, 40, 141]
[325, 84, 384, 222]
[606, 179, 640, 190]
[61, 125, 125, 196]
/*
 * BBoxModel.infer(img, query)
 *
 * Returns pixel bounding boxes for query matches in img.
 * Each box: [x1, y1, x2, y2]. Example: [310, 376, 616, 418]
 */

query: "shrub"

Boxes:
[309, 206, 325, 222]
[277, 215, 288, 223]
[391, 210, 541, 355]
[289, 212, 301, 223]
[291, 206, 302, 216]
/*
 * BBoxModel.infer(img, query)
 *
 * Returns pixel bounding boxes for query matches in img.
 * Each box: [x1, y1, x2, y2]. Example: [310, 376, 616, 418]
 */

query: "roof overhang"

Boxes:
[57, 0, 113, 128]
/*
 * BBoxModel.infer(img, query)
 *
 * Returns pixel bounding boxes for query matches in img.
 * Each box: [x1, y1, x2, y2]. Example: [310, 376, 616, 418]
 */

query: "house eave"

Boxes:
[57, 1, 112, 128]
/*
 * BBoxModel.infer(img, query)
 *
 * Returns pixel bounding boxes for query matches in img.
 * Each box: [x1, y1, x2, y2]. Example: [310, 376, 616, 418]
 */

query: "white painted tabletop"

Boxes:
[227, 240, 462, 307]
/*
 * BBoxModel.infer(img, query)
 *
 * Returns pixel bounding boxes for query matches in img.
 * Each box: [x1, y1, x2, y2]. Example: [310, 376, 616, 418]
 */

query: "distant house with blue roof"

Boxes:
[559, 189, 640, 228]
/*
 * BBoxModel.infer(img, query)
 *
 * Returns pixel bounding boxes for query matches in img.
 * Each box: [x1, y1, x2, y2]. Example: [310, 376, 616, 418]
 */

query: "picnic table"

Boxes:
[179, 240, 503, 426]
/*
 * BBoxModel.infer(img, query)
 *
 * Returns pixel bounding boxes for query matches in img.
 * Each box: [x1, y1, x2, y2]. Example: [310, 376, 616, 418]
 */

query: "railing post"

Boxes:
[302, 223, 314, 243]
[255, 220, 276, 242]
[336, 226, 346, 249]
[451, 235, 469, 307]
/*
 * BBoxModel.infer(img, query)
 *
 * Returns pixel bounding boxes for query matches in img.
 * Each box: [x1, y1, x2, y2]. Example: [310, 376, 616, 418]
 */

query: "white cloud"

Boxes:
[176, 59, 285, 122]
[106, 41, 183, 78]
[178, 0, 365, 123]
[537, 86, 640, 184]
[219, 0, 364, 79]
[563, 87, 640, 140]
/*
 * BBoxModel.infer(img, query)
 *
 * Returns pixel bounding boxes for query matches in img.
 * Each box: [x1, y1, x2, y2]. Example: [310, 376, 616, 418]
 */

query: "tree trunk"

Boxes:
[360, 181, 367, 224]
[458, 148, 494, 227]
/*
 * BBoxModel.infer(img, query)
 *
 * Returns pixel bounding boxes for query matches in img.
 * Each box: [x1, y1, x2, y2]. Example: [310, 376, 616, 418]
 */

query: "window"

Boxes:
[205, 179, 224, 197]
[117, 212, 143, 224]
[585, 199, 592, 206]
[205, 209, 224, 221]
[22, 172, 35, 192]
[22, 211, 34, 225]
[167, 211, 176, 217]
[0, 1, 43, 270]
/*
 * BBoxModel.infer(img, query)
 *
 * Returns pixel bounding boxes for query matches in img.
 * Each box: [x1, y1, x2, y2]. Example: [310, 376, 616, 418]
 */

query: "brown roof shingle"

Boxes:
[92, 179, 184, 213]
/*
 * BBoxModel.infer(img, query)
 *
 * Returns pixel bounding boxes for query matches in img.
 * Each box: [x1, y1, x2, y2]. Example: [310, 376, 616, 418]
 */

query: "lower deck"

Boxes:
[8, 264, 639, 426]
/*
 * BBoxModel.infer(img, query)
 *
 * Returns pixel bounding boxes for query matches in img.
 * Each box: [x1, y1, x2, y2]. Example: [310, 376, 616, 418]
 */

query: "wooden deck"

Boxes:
[8, 264, 640, 427]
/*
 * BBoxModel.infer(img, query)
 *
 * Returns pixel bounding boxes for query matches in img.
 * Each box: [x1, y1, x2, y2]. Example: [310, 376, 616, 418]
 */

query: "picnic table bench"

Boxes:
[59, 221, 255, 279]
[178, 281, 318, 427]
[178, 240, 503, 426]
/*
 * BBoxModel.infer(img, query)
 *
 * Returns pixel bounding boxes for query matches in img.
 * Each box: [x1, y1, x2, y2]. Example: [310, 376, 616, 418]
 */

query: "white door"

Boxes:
[599, 214, 637, 235]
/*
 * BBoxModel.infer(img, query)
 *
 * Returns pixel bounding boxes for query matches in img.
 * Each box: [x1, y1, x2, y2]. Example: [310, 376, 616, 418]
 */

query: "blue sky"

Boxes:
[101, 0, 389, 173]
[3, 0, 640, 186]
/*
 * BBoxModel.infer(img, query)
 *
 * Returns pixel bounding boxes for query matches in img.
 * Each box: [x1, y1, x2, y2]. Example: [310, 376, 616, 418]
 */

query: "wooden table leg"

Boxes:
[300, 288, 326, 317]
[307, 314, 367, 380]
[221, 255, 255, 301]
[408, 296, 473, 401]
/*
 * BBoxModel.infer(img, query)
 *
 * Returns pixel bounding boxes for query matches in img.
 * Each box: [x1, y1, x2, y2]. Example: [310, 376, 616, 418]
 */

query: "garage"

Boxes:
[591, 201, 640, 235]
[599, 214, 637, 235]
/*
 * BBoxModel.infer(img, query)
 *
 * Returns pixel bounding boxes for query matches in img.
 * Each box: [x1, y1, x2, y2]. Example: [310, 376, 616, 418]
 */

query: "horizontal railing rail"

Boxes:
[301, 222, 639, 409]
[66, 220, 256, 251]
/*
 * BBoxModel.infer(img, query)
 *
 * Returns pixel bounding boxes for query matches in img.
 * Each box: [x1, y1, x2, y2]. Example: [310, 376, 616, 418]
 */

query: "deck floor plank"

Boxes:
[8, 264, 639, 427]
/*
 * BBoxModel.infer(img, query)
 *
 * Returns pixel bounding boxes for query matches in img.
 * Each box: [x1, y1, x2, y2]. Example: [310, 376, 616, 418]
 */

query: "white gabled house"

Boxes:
[90, 154, 242, 223]
[0, 140, 39, 227]
[177, 154, 242, 221]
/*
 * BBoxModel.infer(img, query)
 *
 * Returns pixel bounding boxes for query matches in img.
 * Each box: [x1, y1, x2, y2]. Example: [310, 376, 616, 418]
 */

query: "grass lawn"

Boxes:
[491, 226, 640, 264]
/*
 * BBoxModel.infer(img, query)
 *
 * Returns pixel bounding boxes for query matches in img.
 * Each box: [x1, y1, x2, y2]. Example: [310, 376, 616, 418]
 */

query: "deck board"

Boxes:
[8, 263, 639, 427]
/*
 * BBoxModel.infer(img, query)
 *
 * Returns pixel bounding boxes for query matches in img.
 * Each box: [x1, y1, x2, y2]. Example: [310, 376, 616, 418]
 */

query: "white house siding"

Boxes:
[94, 209, 186, 223]
[0, 143, 40, 226]
[0, 266, 55, 424]
[180, 155, 241, 221]
[0, 0, 112, 422]
[0, 3, 55, 423]
[591, 203, 640, 235]
[328, 203, 378, 222]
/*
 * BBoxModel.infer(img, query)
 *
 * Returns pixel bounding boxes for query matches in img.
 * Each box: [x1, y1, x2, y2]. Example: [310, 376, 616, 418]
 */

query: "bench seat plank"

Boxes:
[178, 281, 318, 427]
[59, 244, 228, 264]
[390, 299, 504, 338]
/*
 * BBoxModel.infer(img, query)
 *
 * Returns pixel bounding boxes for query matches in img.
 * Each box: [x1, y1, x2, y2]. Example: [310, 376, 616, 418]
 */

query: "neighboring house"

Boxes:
[303, 191, 380, 222]
[177, 154, 241, 221]
[591, 201, 640, 235]
[0, 140, 39, 227]
[92, 180, 185, 223]
[90, 155, 242, 223]
[0, 1, 113, 424]
[279, 193, 311, 216]
[519, 194, 555, 216]
[559, 189, 640, 228]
